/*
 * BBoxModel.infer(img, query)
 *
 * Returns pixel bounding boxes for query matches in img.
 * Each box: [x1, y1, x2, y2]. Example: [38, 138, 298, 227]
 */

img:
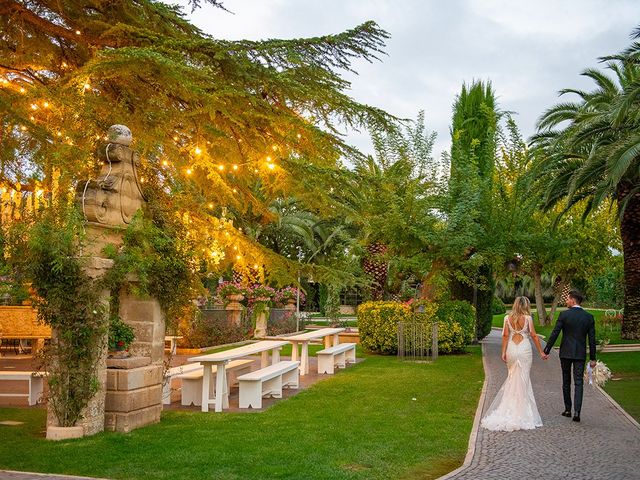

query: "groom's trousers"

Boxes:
[560, 358, 586, 414]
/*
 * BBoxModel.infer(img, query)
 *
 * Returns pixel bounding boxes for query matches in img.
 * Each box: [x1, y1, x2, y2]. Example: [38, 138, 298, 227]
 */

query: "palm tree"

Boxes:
[531, 35, 640, 339]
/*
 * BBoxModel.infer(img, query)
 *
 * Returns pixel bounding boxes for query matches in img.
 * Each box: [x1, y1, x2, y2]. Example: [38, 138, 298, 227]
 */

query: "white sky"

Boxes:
[181, 0, 639, 157]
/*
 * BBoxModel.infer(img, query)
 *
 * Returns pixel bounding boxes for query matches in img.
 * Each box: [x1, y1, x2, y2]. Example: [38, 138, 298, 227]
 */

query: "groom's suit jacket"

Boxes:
[544, 306, 597, 360]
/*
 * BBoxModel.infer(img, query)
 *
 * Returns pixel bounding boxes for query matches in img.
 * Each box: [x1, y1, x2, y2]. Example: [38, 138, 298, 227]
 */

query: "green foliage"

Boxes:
[108, 316, 135, 351]
[10, 205, 107, 427]
[492, 296, 507, 315]
[324, 284, 341, 325]
[434, 300, 476, 345]
[183, 311, 249, 348]
[105, 209, 198, 330]
[587, 259, 625, 308]
[435, 321, 466, 354]
[357, 301, 411, 354]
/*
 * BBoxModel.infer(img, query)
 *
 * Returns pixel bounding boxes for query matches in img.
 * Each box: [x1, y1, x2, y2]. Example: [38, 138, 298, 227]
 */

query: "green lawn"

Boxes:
[599, 351, 640, 423]
[492, 310, 636, 345]
[0, 347, 483, 480]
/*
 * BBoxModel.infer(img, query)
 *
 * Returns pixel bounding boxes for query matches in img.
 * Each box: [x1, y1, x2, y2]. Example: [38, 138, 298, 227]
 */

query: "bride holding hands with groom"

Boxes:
[481, 290, 596, 432]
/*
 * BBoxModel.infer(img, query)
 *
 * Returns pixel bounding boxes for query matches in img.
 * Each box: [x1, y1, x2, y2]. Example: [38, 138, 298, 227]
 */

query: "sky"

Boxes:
[180, 0, 640, 157]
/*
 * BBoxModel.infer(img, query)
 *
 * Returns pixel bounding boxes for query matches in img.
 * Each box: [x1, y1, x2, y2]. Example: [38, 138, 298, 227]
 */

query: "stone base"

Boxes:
[104, 356, 163, 433]
[105, 404, 162, 433]
[46, 425, 84, 441]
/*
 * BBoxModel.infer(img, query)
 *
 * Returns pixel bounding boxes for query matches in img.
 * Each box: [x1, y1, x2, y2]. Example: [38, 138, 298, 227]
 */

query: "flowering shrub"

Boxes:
[274, 286, 306, 306]
[216, 281, 246, 298]
[435, 300, 476, 344]
[435, 321, 465, 353]
[247, 284, 276, 300]
[358, 301, 411, 354]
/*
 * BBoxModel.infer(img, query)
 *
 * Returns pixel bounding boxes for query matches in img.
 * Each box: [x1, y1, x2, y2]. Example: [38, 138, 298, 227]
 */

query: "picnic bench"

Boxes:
[317, 343, 357, 374]
[178, 359, 254, 407]
[238, 360, 300, 409]
[189, 340, 289, 412]
[0, 371, 44, 406]
[284, 327, 345, 375]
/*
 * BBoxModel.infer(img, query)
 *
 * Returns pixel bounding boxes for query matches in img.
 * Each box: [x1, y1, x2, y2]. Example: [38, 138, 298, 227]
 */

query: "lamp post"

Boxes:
[296, 246, 302, 332]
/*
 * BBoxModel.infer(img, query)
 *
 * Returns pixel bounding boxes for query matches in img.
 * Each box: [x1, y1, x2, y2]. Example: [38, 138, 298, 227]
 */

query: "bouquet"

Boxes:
[585, 360, 612, 388]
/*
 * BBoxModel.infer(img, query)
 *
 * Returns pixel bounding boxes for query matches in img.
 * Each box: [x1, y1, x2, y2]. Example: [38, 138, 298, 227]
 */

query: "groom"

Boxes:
[543, 290, 596, 422]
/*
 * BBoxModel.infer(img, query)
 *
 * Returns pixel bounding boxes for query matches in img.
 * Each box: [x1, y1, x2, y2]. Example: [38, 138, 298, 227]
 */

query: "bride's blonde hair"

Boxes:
[510, 296, 531, 319]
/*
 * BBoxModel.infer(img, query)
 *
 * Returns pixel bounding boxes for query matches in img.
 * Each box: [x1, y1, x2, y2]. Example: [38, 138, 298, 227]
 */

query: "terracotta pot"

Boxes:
[254, 297, 271, 303]
[227, 294, 244, 302]
[46, 425, 84, 441]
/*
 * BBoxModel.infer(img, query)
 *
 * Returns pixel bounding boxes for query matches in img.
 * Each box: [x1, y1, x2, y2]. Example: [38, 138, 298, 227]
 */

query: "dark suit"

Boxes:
[544, 306, 596, 414]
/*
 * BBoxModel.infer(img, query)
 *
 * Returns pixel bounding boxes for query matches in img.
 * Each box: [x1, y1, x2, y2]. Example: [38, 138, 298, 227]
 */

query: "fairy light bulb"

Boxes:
[29, 115, 35, 121]
[253, 264, 259, 269]
[56, 131, 62, 137]
[236, 255, 241, 260]
[272, 145, 277, 151]
[267, 163, 276, 170]
[194, 147, 202, 155]
[19, 87, 25, 93]
[20, 125, 27, 131]
[232, 188, 237, 193]
[296, 133, 302, 139]
[75, 30, 81, 35]
[162, 160, 168, 166]
[208, 203, 214, 209]
[254, 168, 258, 173]
[173, 135, 178, 141]
[218, 165, 224, 171]
[62, 62, 68, 68]
[233, 164, 238, 171]
[186, 168, 193, 175]
[30, 103, 38, 110]
[266, 156, 272, 162]
[83, 82, 91, 90]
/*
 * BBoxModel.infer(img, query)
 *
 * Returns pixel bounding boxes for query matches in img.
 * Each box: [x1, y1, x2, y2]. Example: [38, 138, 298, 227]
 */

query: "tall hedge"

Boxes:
[435, 300, 476, 344]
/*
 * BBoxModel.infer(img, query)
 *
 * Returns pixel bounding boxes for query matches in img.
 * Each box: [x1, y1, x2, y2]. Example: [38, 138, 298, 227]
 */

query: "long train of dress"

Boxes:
[481, 315, 543, 432]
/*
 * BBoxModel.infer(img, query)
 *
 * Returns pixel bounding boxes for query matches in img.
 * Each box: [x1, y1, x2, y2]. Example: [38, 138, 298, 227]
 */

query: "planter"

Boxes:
[253, 297, 271, 303]
[46, 425, 84, 441]
[227, 294, 245, 302]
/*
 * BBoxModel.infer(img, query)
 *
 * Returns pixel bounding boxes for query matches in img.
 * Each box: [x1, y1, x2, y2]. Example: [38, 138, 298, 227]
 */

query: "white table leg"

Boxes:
[301, 342, 309, 375]
[333, 333, 339, 346]
[201, 363, 210, 412]
[324, 336, 332, 348]
[222, 368, 229, 409]
[272, 347, 280, 364]
[261, 351, 269, 368]
[291, 341, 299, 362]
[215, 363, 226, 412]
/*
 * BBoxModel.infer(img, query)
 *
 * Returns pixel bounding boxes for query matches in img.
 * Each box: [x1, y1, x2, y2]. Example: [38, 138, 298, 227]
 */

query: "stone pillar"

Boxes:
[225, 294, 244, 327]
[253, 300, 270, 338]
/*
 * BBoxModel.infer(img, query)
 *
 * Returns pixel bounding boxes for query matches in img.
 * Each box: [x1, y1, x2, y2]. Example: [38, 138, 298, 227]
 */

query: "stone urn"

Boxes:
[224, 294, 245, 327]
[285, 297, 296, 311]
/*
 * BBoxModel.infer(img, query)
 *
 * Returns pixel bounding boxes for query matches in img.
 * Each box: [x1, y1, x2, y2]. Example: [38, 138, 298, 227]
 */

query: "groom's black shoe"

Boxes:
[572, 414, 581, 422]
[561, 410, 572, 417]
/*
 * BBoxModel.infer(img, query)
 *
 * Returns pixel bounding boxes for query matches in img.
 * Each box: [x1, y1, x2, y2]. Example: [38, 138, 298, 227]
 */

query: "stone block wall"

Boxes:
[105, 357, 163, 433]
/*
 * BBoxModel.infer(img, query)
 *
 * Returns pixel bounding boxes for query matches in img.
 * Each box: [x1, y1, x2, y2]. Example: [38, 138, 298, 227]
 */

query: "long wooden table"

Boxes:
[189, 340, 289, 412]
[286, 328, 345, 375]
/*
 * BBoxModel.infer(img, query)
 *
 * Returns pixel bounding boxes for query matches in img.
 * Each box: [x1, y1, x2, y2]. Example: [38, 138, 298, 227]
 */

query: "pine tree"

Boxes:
[0, 0, 395, 281]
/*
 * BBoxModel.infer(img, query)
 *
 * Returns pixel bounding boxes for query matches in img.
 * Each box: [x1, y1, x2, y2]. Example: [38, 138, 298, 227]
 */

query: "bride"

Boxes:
[481, 296, 548, 431]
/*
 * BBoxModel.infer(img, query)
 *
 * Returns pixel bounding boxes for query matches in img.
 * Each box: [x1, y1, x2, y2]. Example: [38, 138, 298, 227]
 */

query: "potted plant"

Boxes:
[248, 284, 276, 303]
[216, 281, 246, 303]
[108, 316, 135, 358]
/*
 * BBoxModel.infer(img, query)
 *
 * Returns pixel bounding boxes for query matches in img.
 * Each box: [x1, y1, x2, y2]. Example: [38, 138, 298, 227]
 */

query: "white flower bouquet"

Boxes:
[585, 360, 612, 387]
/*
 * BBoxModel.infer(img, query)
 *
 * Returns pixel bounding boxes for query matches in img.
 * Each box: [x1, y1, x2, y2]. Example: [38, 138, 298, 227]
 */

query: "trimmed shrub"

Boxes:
[492, 296, 506, 315]
[436, 321, 465, 354]
[435, 300, 476, 344]
[358, 301, 411, 354]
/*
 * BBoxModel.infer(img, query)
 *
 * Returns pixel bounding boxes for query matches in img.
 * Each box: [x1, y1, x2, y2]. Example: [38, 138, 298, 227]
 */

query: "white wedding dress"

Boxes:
[481, 315, 543, 432]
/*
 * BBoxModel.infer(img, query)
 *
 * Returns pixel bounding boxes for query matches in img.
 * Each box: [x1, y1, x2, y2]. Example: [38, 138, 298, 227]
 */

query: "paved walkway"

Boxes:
[446, 329, 640, 479]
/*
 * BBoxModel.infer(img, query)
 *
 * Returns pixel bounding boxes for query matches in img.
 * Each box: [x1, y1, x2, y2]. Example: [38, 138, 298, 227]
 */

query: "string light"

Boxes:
[162, 160, 169, 166]
[19, 87, 25, 93]
[173, 135, 178, 141]
[56, 131, 62, 137]
[253, 264, 259, 269]
[83, 82, 91, 90]
[232, 188, 237, 193]
[20, 125, 27, 131]
[43, 101, 49, 108]
[296, 133, 302, 139]
[75, 30, 81, 35]
[218, 165, 224, 171]
[30, 104, 38, 110]
[266, 156, 272, 162]
[254, 168, 258, 173]
[186, 168, 193, 175]
[272, 145, 277, 151]
[236, 255, 242, 260]
[233, 164, 238, 171]
[267, 163, 276, 170]
[0, 79, 8, 85]
[29, 115, 35, 121]
[194, 147, 202, 155]
[208, 203, 214, 209]
[61, 62, 68, 68]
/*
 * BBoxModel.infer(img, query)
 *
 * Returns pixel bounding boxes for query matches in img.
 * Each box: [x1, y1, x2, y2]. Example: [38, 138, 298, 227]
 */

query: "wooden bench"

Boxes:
[238, 360, 300, 409]
[317, 343, 356, 374]
[0, 371, 44, 406]
[178, 359, 254, 407]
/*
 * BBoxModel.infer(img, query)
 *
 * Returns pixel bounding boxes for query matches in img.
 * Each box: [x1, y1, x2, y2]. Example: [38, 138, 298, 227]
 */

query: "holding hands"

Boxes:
[540, 352, 549, 360]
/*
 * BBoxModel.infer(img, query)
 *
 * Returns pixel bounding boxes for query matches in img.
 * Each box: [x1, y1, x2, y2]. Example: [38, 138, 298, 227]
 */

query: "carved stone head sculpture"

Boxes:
[77, 125, 145, 227]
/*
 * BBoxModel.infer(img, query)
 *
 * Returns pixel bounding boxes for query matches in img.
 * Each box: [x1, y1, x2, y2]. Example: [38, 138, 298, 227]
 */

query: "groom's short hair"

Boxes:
[568, 290, 584, 304]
